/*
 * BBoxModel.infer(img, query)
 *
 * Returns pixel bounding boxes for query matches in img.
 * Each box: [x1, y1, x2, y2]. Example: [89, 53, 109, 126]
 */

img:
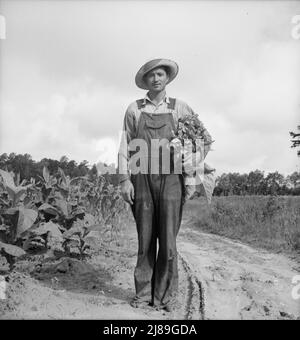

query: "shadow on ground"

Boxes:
[31, 257, 133, 303]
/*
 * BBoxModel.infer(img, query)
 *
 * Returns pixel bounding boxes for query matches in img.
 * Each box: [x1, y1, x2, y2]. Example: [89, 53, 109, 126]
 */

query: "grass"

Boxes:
[183, 195, 300, 255]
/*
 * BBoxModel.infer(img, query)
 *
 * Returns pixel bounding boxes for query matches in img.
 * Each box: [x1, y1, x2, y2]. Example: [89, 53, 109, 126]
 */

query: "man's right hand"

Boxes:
[121, 179, 135, 205]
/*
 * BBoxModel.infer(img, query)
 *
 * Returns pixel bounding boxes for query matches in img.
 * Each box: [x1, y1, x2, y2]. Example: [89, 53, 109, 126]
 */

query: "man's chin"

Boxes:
[149, 87, 164, 92]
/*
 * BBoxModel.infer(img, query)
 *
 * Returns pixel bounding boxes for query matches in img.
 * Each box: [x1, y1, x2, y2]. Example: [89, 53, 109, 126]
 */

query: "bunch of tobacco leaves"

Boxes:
[175, 113, 212, 152]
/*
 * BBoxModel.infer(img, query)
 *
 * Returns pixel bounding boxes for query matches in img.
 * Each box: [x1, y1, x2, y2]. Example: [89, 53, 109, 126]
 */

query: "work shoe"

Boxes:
[153, 302, 175, 313]
[129, 296, 150, 308]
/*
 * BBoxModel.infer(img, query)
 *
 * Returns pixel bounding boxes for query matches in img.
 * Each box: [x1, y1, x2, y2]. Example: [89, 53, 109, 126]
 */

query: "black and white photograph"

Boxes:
[0, 0, 300, 322]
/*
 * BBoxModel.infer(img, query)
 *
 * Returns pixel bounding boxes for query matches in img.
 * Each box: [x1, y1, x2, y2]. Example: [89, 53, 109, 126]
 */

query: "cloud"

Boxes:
[0, 0, 299, 175]
[63, 82, 128, 140]
[0, 77, 127, 164]
[227, 42, 300, 133]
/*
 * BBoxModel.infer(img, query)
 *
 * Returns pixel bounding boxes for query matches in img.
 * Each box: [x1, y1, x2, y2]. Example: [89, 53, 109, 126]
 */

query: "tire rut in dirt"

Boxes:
[178, 253, 205, 320]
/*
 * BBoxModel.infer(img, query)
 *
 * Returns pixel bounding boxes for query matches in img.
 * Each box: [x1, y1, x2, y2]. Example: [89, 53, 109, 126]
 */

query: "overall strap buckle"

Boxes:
[167, 97, 176, 110]
[136, 98, 176, 110]
[136, 99, 145, 110]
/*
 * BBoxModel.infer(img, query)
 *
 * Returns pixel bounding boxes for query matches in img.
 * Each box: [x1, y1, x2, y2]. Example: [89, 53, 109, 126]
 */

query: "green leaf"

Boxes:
[17, 208, 38, 237]
[20, 179, 27, 186]
[43, 166, 50, 183]
[204, 163, 216, 174]
[63, 225, 83, 239]
[54, 198, 68, 217]
[0, 225, 7, 231]
[0, 241, 26, 257]
[6, 186, 27, 205]
[38, 203, 59, 216]
[3, 207, 19, 216]
[202, 171, 216, 204]
[72, 207, 85, 217]
[58, 167, 67, 184]
[0, 169, 16, 189]
[15, 173, 21, 186]
[0, 170, 32, 205]
[32, 221, 62, 238]
[50, 177, 57, 186]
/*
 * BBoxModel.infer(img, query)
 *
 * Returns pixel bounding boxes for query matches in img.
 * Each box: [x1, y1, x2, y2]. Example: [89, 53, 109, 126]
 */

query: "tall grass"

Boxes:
[183, 195, 300, 255]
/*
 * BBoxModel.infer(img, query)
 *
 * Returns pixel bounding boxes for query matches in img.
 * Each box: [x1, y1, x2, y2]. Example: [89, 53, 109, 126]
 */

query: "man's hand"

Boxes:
[121, 179, 135, 205]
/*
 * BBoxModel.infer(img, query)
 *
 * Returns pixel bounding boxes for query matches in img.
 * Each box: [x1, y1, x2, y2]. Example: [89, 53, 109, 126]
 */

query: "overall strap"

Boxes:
[167, 97, 176, 110]
[136, 99, 145, 110]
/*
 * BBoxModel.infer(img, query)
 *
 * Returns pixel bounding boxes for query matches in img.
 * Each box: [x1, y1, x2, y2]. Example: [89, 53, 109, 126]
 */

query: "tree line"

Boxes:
[214, 170, 300, 196]
[0, 153, 299, 196]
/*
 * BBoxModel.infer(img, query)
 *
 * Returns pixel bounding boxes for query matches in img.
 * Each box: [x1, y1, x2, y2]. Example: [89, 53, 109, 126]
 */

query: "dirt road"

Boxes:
[178, 216, 300, 320]
[0, 213, 299, 320]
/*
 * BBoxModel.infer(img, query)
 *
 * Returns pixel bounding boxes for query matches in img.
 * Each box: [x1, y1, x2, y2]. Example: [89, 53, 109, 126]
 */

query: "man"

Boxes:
[118, 58, 213, 312]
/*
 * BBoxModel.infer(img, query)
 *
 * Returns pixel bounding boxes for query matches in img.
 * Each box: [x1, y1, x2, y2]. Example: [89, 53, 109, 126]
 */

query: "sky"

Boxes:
[0, 0, 299, 176]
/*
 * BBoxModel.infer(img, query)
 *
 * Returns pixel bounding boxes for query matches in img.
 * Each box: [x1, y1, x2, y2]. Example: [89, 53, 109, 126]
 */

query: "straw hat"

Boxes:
[135, 58, 179, 90]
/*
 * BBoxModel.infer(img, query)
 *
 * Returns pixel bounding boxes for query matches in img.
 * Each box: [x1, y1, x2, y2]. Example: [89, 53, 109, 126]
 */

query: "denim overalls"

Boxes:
[130, 98, 184, 307]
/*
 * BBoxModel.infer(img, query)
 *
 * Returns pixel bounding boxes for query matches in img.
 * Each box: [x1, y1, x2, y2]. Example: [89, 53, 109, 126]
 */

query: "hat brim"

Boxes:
[135, 59, 179, 90]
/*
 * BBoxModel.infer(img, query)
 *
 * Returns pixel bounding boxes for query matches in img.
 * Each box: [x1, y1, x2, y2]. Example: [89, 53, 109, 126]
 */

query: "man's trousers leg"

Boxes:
[153, 174, 184, 307]
[130, 174, 158, 302]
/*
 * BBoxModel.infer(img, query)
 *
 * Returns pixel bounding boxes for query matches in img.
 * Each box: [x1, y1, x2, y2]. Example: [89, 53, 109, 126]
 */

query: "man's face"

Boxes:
[144, 67, 169, 92]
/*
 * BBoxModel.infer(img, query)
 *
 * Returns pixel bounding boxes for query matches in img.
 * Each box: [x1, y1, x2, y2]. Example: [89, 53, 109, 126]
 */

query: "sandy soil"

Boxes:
[178, 220, 300, 320]
[0, 212, 299, 320]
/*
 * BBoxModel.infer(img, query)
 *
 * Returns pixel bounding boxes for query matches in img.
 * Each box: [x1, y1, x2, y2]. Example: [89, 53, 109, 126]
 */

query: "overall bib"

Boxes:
[130, 98, 184, 307]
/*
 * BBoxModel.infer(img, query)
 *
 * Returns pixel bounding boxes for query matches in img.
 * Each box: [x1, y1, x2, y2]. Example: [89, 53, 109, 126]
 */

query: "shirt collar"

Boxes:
[143, 92, 170, 106]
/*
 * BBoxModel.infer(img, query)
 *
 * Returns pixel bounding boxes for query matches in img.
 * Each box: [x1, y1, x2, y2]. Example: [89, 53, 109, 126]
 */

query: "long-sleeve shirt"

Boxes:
[118, 92, 213, 184]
